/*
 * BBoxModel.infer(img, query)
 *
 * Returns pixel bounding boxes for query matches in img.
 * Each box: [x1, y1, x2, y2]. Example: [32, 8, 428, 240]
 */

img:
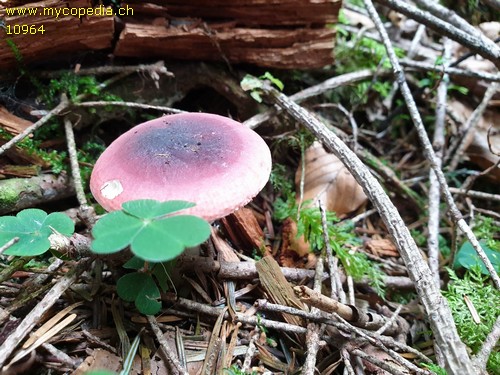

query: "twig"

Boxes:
[341, 349, 356, 375]
[0, 237, 19, 255]
[147, 315, 187, 375]
[302, 258, 324, 375]
[413, 0, 500, 55]
[401, 59, 500, 82]
[348, 347, 408, 375]
[449, 187, 500, 202]
[75, 101, 185, 114]
[0, 66, 142, 157]
[0, 258, 91, 368]
[447, 82, 499, 171]
[255, 300, 432, 364]
[39, 61, 174, 78]
[374, 0, 500, 68]
[164, 296, 307, 336]
[313, 104, 359, 152]
[41, 342, 80, 369]
[319, 202, 345, 302]
[408, 24, 427, 59]
[179, 255, 417, 289]
[376, 305, 403, 336]
[256, 80, 475, 373]
[242, 326, 260, 372]
[295, 286, 403, 336]
[334, 313, 431, 375]
[0, 95, 69, 156]
[472, 314, 500, 372]
[64, 117, 87, 208]
[428, 39, 452, 288]
[243, 69, 377, 129]
[364, 0, 500, 290]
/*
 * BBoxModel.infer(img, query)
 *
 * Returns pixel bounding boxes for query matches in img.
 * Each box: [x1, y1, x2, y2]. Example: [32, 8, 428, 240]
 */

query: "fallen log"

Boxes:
[1, 0, 339, 71]
[0, 173, 75, 214]
[124, 0, 341, 26]
[115, 24, 336, 69]
[0, 0, 114, 71]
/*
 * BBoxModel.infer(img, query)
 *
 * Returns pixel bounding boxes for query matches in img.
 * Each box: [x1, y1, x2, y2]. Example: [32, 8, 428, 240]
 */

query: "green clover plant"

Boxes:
[115, 256, 175, 315]
[91, 199, 211, 262]
[91, 199, 210, 315]
[0, 209, 74, 256]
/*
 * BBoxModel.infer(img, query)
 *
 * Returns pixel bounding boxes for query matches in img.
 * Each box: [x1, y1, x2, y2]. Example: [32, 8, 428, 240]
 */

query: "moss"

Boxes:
[0, 180, 23, 210]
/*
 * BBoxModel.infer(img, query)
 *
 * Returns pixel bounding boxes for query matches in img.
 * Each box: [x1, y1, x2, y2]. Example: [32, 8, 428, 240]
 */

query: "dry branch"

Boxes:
[374, 0, 500, 68]
[255, 81, 476, 374]
[0, 258, 91, 369]
[362, 0, 500, 293]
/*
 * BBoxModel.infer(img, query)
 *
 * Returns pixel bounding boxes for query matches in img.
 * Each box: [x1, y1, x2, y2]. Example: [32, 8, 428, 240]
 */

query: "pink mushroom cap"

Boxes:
[90, 113, 272, 221]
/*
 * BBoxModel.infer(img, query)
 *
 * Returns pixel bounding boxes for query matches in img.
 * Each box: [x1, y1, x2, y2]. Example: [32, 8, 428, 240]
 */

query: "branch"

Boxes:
[364, 0, 500, 290]
[255, 81, 475, 374]
[374, 0, 500, 68]
[428, 39, 452, 289]
[472, 314, 500, 372]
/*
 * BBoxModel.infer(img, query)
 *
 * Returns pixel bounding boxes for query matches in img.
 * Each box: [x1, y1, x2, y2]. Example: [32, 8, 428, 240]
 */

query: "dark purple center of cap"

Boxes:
[121, 117, 239, 181]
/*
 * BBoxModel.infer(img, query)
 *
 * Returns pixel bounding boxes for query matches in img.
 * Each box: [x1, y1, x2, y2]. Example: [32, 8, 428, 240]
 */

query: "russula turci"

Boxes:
[90, 113, 272, 221]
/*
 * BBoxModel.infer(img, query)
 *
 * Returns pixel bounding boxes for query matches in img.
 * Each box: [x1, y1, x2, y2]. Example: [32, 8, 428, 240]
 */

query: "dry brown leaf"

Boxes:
[295, 141, 367, 217]
[365, 238, 399, 258]
[450, 22, 500, 100]
[282, 142, 367, 257]
[448, 99, 500, 180]
[72, 349, 123, 375]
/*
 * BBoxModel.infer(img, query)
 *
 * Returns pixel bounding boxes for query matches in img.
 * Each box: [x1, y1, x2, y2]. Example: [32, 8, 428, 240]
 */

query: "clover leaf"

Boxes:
[90, 199, 211, 262]
[0, 209, 74, 256]
[117, 272, 161, 315]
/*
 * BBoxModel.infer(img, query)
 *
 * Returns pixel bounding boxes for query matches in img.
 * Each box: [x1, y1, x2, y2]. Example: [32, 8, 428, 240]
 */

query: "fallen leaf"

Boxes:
[295, 141, 367, 217]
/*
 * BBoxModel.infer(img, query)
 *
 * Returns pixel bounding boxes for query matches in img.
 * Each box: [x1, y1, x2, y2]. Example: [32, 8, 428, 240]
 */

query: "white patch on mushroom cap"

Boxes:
[101, 179, 123, 199]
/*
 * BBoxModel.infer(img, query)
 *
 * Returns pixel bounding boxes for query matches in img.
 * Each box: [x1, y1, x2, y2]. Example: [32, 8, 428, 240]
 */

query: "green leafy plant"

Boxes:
[454, 241, 499, 275]
[473, 215, 500, 252]
[240, 72, 284, 103]
[224, 365, 258, 375]
[45, 73, 101, 105]
[115, 256, 174, 315]
[91, 199, 210, 262]
[274, 193, 385, 295]
[420, 362, 447, 375]
[0, 209, 74, 256]
[0, 128, 67, 174]
[443, 267, 500, 373]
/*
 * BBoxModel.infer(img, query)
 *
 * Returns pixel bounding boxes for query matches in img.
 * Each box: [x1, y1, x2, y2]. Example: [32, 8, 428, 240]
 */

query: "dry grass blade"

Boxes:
[6, 313, 77, 370]
[22, 301, 83, 348]
[201, 307, 227, 375]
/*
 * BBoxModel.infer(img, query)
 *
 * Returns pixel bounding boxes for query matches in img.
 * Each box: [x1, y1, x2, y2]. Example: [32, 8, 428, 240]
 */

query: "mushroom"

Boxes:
[90, 113, 272, 221]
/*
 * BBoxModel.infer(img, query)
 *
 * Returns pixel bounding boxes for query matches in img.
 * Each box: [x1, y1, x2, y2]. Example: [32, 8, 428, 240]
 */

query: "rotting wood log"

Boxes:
[114, 24, 335, 69]
[123, 0, 341, 26]
[1, 0, 338, 70]
[0, 172, 75, 214]
[0, 0, 114, 71]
